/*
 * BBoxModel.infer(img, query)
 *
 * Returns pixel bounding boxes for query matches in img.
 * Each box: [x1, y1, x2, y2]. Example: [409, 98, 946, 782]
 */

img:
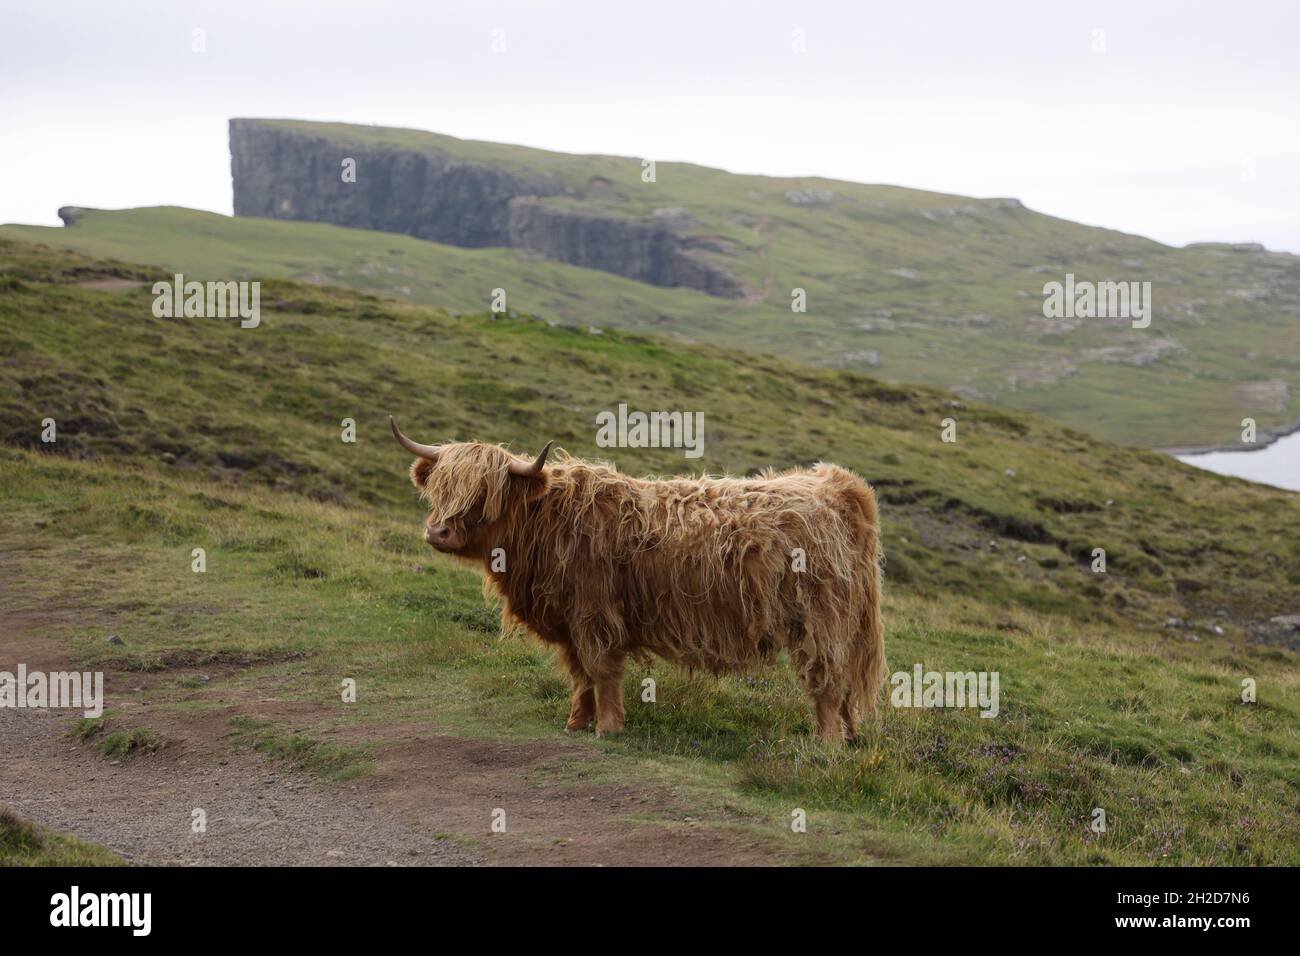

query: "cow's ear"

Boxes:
[410, 458, 436, 489]
[510, 470, 550, 501]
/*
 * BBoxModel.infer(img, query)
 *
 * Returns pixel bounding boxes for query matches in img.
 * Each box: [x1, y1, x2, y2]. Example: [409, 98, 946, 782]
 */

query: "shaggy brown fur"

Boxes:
[404, 439, 885, 742]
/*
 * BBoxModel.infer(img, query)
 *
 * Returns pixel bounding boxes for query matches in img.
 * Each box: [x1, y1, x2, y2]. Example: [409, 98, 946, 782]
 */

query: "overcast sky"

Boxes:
[3, 0, 1297, 252]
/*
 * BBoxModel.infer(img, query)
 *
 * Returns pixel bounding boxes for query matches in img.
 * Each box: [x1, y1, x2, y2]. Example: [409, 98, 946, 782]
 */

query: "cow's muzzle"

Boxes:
[424, 523, 463, 552]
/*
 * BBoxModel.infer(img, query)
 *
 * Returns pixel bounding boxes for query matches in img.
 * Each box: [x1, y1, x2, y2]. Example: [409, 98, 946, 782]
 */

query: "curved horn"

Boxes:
[389, 415, 443, 460]
[508, 441, 553, 477]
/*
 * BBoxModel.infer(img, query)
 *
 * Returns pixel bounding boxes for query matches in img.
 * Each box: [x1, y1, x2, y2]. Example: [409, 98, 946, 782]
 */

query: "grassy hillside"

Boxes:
[2, 237, 1298, 864]
[0, 810, 123, 866]
[1, 205, 727, 343]
[10, 116, 1299, 449]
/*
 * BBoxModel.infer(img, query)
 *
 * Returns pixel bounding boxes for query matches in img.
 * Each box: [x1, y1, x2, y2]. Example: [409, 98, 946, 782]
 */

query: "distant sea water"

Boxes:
[1176, 429, 1300, 493]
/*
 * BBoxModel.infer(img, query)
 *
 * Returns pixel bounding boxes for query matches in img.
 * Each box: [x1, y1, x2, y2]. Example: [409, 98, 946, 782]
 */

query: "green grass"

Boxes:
[0, 809, 125, 866]
[95, 728, 159, 761]
[5, 116, 1298, 449]
[74, 714, 109, 742]
[1, 238, 1297, 864]
[227, 716, 372, 782]
[72, 714, 160, 760]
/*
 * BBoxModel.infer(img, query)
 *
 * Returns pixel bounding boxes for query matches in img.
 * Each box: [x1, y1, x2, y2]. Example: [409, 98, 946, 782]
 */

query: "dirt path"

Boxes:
[0, 701, 482, 866]
[0, 564, 784, 866]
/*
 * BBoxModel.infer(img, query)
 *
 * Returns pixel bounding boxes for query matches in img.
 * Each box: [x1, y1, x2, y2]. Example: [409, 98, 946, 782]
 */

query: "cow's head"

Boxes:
[390, 416, 551, 558]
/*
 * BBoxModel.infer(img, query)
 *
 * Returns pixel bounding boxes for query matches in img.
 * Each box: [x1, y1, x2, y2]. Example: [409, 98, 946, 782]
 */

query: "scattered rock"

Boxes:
[1247, 616, 1299, 649]
[784, 188, 834, 205]
[824, 349, 879, 368]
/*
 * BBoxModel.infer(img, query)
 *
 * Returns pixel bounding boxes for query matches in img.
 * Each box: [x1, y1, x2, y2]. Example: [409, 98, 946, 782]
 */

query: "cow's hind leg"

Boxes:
[557, 644, 595, 733]
[594, 653, 626, 737]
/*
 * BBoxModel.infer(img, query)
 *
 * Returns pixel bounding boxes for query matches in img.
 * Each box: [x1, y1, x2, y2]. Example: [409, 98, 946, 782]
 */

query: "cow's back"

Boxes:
[567, 463, 878, 671]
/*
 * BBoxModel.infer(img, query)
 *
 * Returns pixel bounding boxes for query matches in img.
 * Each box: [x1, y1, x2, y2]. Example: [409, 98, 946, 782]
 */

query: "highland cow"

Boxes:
[390, 416, 885, 742]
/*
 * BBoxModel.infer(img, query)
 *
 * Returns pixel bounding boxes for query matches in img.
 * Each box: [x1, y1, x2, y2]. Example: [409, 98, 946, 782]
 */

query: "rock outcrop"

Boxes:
[230, 119, 562, 247]
[504, 199, 745, 297]
[229, 119, 745, 298]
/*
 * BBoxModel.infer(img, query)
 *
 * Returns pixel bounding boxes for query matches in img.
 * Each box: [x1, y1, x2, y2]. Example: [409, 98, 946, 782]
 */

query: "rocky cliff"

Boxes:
[504, 199, 746, 297]
[229, 119, 745, 298]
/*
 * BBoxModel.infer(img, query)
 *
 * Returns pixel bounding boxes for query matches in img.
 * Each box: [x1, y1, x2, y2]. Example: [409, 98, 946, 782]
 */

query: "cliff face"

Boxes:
[504, 199, 746, 298]
[230, 119, 562, 247]
[229, 119, 745, 298]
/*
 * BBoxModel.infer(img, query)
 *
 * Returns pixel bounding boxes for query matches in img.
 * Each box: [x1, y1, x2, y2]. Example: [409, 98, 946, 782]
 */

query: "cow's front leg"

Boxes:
[557, 644, 595, 733]
[814, 687, 850, 744]
[594, 653, 626, 737]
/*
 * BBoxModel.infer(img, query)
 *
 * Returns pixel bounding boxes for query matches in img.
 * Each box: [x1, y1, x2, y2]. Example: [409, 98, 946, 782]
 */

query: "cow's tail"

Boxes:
[849, 485, 887, 721]
[856, 543, 887, 717]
